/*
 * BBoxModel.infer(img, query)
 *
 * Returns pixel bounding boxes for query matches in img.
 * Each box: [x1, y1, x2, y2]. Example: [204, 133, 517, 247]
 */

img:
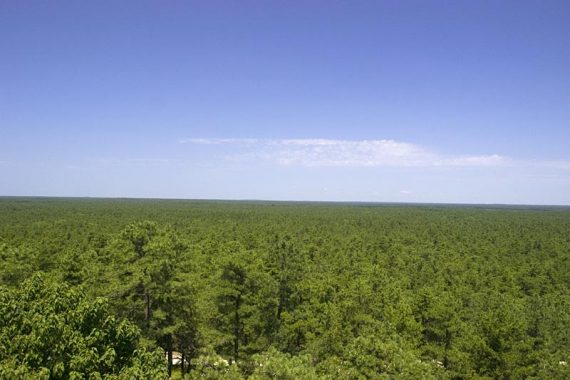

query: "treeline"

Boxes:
[0, 198, 569, 379]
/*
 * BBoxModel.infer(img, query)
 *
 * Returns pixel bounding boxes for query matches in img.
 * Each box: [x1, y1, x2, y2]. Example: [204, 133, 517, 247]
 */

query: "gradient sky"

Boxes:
[1, 1, 569, 204]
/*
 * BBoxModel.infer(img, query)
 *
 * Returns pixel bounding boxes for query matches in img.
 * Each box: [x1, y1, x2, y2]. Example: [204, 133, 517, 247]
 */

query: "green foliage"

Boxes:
[214, 244, 276, 363]
[0, 274, 166, 379]
[316, 334, 439, 380]
[1, 198, 569, 378]
[250, 348, 320, 380]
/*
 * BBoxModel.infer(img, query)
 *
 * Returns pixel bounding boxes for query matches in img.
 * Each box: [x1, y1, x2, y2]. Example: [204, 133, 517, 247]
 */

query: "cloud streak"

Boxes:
[182, 138, 511, 168]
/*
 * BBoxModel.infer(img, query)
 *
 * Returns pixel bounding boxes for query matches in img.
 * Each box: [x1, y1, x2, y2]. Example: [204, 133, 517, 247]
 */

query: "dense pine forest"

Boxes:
[1, 197, 569, 379]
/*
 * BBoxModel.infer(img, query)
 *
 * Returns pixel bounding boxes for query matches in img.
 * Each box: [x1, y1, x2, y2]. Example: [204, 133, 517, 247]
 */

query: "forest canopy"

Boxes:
[0, 198, 569, 379]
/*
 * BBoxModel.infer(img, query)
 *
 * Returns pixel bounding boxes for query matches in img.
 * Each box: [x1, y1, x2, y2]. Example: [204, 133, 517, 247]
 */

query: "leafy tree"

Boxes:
[0, 274, 166, 379]
[265, 235, 304, 327]
[214, 243, 276, 365]
[110, 221, 199, 376]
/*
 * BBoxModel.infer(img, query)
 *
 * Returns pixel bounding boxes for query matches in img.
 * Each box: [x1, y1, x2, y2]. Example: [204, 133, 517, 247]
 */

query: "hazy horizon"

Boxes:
[1, 1, 569, 205]
[3, 195, 570, 209]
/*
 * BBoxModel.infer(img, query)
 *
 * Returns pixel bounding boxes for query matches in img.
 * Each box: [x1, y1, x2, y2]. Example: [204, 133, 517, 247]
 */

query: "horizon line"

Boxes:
[1, 194, 569, 208]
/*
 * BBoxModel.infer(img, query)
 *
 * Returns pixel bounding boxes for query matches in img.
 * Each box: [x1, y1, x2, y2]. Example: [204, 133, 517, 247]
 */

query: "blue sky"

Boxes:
[1, 1, 569, 204]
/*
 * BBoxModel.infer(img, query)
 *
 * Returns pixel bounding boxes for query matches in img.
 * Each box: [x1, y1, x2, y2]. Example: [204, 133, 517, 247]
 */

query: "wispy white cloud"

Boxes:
[181, 138, 512, 168]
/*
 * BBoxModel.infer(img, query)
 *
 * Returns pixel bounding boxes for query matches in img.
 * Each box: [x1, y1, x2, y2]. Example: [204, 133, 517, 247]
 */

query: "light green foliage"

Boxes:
[0, 274, 166, 379]
[186, 348, 244, 380]
[342, 334, 438, 379]
[250, 348, 320, 380]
